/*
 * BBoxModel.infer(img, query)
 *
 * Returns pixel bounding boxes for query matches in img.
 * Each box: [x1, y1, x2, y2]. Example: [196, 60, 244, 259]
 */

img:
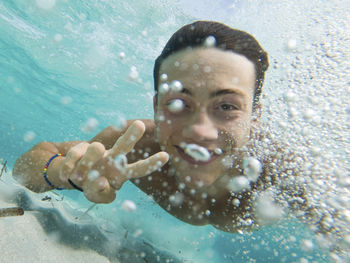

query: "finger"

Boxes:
[59, 142, 89, 181]
[126, 151, 169, 179]
[70, 142, 105, 186]
[83, 175, 116, 204]
[109, 120, 145, 158]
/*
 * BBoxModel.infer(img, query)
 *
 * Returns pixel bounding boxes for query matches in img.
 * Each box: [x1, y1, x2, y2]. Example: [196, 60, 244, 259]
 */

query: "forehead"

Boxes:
[159, 47, 256, 95]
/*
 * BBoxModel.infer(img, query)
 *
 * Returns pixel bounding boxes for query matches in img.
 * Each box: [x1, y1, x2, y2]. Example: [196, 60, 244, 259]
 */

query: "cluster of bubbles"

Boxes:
[227, 176, 250, 193]
[128, 66, 139, 81]
[242, 157, 262, 182]
[227, 157, 262, 193]
[183, 143, 212, 162]
[158, 74, 186, 115]
[260, 3, 350, 259]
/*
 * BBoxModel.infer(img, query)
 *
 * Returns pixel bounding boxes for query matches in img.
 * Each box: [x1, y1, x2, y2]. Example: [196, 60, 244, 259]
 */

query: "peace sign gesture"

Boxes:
[60, 121, 169, 203]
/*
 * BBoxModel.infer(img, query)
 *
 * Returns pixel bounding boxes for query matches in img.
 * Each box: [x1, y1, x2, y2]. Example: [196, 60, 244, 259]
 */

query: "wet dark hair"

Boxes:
[153, 21, 269, 109]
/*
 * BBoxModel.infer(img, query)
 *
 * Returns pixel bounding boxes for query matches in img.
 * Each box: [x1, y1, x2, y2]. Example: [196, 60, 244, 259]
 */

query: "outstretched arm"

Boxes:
[13, 120, 168, 203]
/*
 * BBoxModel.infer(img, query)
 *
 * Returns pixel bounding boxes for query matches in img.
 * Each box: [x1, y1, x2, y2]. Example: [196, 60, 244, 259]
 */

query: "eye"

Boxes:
[212, 102, 241, 120]
[219, 103, 238, 111]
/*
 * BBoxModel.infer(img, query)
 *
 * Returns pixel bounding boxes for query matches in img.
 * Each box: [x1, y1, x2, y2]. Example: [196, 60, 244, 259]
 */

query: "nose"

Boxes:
[182, 110, 218, 142]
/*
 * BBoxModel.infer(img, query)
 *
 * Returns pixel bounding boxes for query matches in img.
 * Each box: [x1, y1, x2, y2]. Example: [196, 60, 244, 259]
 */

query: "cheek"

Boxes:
[220, 119, 252, 145]
[155, 118, 176, 143]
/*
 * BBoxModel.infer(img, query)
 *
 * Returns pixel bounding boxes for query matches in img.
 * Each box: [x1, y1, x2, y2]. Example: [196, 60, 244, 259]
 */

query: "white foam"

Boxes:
[184, 144, 211, 162]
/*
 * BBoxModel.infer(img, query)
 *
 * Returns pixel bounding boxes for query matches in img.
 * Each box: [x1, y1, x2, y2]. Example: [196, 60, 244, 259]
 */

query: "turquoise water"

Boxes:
[1, 0, 349, 262]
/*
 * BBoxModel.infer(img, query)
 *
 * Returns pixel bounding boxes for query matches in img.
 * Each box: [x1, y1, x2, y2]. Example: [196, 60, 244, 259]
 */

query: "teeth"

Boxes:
[183, 144, 211, 162]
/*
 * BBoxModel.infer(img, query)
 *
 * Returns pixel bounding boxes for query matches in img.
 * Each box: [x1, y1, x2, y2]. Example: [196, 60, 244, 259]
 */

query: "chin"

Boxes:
[175, 167, 220, 189]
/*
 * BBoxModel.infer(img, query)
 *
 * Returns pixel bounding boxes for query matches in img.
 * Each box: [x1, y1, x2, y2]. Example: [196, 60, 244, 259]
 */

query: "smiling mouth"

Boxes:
[174, 145, 221, 165]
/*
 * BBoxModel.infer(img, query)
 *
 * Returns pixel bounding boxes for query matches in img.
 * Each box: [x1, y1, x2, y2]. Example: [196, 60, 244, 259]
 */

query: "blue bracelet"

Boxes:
[43, 153, 65, 190]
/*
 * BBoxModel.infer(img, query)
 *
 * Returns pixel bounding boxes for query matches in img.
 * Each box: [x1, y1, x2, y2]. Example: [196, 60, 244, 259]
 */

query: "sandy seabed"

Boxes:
[0, 171, 180, 263]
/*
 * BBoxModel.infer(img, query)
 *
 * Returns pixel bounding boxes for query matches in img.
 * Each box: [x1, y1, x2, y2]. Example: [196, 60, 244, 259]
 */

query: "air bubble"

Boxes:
[232, 198, 240, 207]
[156, 114, 165, 121]
[129, 66, 139, 81]
[214, 148, 223, 155]
[255, 192, 284, 224]
[54, 34, 62, 42]
[287, 39, 297, 50]
[227, 176, 250, 193]
[119, 52, 125, 60]
[121, 200, 136, 212]
[184, 144, 211, 162]
[24, 131, 36, 142]
[81, 118, 99, 133]
[159, 83, 170, 94]
[301, 239, 314, 252]
[167, 99, 184, 113]
[310, 146, 321, 156]
[132, 229, 143, 238]
[336, 169, 350, 187]
[114, 154, 128, 173]
[232, 77, 239, 84]
[288, 106, 298, 118]
[87, 170, 100, 181]
[169, 192, 184, 206]
[221, 155, 234, 168]
[203, 36, 216, 47]
[242, 157, 262, 182]
[178, 183, 186, 190]
[204, 66, 211, 73]
[170, 80, 183, 92]
[36, 0, 56, 10]
[285, 91, 297, 102]
[114, 115, 127, 129]
[160, 73, 168, 82]
[343, 234, 350, 245]
[303, 109, 316, 121]
[61, 96, 72, 105]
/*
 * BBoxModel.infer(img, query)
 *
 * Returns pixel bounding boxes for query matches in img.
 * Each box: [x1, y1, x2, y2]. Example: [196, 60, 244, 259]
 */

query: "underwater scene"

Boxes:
[0, 0, 349, 262]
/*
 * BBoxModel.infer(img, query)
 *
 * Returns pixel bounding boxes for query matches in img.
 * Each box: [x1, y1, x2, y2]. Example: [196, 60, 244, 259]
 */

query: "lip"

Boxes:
[174, 145, 221, 165]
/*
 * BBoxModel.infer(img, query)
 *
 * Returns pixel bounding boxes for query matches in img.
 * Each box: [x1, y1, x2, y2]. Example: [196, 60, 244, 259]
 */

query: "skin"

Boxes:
[154, 48, 256, 190]
[13, 47, 259, 232]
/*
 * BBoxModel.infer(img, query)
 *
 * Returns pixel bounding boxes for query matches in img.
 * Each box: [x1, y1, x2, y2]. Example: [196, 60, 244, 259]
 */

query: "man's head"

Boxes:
[152, 21, 269, 189]
[154, 21, 269, 109]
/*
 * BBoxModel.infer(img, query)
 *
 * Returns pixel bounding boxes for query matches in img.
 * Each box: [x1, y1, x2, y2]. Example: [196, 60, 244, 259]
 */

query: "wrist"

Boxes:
[44, 154, 67, 190]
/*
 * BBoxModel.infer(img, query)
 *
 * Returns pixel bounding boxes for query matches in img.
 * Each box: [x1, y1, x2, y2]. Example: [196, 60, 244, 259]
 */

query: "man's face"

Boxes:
[154, 47, 256, 189]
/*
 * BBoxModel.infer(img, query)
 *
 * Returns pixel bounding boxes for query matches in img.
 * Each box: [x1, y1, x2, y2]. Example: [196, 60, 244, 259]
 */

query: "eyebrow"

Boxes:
[209, 89, 245, 98]
[179, 88, 244, 98]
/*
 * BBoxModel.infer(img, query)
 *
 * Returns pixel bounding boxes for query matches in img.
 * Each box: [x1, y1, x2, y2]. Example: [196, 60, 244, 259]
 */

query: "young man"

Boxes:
[13, 21, 298, 233]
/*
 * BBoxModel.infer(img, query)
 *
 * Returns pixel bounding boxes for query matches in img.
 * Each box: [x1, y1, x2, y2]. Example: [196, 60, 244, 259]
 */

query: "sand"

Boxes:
[0, 174, 113, 262]
[0, 170, 184, 263]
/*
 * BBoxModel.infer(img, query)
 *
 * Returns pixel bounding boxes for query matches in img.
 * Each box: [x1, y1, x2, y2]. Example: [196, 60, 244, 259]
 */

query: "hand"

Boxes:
[59, 120, 169, 203]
